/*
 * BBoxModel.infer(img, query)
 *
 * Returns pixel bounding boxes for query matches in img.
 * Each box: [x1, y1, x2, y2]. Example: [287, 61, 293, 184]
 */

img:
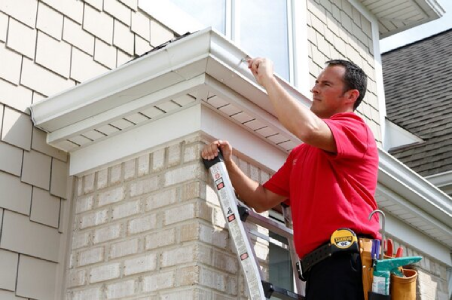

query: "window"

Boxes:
[169, 0, 227, 34]
[240, 0, 290, 79]
[269, 231, 294, 295]
[166, 0, 292, 81]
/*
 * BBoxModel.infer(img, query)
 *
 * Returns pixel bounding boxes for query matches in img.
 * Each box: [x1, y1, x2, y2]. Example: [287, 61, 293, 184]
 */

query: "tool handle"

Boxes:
[202, 149, 224, 170]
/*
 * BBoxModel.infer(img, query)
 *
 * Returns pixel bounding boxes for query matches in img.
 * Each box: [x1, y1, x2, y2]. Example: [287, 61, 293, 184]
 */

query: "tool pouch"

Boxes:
[359, 238, 374, 300]
[390, 268, 418, 300]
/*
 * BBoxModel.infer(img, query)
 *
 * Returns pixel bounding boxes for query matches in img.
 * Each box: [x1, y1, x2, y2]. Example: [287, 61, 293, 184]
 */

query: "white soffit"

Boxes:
[30, 28, 451, 255]
[358, 0, 444, 38]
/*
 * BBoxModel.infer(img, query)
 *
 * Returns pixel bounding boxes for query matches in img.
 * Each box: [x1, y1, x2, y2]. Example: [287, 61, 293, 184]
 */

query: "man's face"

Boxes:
[310, 65, 350, 118]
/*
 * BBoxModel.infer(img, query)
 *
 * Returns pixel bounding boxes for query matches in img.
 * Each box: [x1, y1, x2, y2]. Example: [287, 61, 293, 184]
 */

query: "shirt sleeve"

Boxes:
[323, 114, 370, 160]
[262, 149, 294, 199]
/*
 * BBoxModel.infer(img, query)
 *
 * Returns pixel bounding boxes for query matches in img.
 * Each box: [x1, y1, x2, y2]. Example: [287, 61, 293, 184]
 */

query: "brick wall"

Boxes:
[67, 135, 274, 299]
[306, 0, 381, 143]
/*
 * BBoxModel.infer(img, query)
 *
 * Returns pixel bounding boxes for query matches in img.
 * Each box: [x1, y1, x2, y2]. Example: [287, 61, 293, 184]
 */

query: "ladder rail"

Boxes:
[281, 205, 305, 296]
[205, 159, 267, 300]
[203, 153, 305, 300]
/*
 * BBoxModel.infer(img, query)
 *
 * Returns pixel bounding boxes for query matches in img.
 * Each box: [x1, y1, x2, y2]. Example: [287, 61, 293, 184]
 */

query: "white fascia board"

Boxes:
[426, 171, 452, 188]
[385, 213, 451, 266]
[207, 30, 312, 109]
[31, 28, 310, 135]
[69, 104, 202, 175]
[377, 184, 452, 248]
[418, 0, 445, 18]
[47, 74, 207, 145]
[378, 148, 452, 225]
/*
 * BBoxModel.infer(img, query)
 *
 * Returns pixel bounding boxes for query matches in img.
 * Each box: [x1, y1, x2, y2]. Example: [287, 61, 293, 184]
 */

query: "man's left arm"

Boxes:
[248, 58, 336, 153]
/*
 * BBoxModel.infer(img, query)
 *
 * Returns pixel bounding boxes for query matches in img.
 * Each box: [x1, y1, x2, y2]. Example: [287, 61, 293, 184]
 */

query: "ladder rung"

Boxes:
[238, 204, 294, 240]
[261, 281, 305, 300]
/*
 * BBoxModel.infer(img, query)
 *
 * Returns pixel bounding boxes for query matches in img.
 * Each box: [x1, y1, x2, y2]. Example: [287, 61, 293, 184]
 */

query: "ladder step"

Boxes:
[261, 281, 305, 300]
[238, 204, 294, 240]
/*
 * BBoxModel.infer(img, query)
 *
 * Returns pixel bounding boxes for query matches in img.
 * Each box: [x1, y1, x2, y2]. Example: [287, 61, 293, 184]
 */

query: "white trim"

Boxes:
[201, 105, 287, 172]
[292, 0, 310, 96]
[54, 176, 75, 300]
[231, 0, 239, 42]
[385, 213, 451, 266]
[69, 104, 202, 175]
[69, 104, 288, 176]
[203, 75, 301, 146]
[377, 183, 452, 249]
[426, 170, 452, 188]
[378, 148, 452, 225]
[47, 75, 206, 145]
[225, 0, 232, 39]
[383, 118, 423, 151]
[138, 0, 202, 36]
[348, 0, 387, 144]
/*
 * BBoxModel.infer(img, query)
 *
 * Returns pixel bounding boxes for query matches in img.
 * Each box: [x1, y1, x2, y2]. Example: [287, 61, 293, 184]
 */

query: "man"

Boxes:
[202, 57, 381, 299]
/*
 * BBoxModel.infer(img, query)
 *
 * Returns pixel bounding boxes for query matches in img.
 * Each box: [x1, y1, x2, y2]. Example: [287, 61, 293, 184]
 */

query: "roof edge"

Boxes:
[378, 148, 452, 225]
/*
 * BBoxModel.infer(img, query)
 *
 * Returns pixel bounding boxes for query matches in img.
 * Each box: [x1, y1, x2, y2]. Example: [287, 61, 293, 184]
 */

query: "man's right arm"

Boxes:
[202, 140, 286, 213]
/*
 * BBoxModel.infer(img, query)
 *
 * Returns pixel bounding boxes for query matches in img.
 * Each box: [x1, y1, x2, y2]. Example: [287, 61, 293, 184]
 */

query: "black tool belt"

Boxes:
[296, 228, 360, 281]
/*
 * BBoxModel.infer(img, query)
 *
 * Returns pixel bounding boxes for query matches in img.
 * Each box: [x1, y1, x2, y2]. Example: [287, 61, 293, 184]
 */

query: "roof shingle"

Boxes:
[382, 29, 452, 177]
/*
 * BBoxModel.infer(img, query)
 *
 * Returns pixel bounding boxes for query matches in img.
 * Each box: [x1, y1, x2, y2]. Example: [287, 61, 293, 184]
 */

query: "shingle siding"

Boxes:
[306, 0, 381, 143]
[0, 0, 156, 298]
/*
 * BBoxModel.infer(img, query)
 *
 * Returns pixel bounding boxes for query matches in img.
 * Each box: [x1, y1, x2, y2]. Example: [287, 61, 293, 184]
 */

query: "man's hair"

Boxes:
[326, 59, 367, 110]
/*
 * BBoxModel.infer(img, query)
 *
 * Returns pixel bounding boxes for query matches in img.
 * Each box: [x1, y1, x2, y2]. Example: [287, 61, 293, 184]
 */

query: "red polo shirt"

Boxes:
[263, 112, 381, 258]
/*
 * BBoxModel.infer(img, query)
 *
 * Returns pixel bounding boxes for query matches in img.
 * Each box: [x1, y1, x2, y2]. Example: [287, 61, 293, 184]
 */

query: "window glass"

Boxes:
[169, 0, 227, 34]
[269, 231, 294, 296]
[240, 0, 290, 80]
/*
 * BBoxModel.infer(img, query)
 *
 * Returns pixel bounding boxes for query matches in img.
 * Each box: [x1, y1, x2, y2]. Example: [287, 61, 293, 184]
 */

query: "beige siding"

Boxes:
[307, 0, 381, 143]
[0, 0, 157, 298]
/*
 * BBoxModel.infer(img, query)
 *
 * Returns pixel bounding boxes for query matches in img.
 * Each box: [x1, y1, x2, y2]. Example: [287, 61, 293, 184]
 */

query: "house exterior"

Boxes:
[0, 0, 450, 299]
[382, 28, 452, 197]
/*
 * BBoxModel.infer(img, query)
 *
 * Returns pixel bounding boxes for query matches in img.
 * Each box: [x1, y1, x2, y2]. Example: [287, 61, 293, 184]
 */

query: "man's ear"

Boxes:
[344, 89, 359, 105]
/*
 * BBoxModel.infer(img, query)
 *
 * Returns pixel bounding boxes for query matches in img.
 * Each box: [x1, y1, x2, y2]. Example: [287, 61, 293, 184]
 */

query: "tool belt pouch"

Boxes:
[390, 269, 417, 300]
[359, 238, 374, 300]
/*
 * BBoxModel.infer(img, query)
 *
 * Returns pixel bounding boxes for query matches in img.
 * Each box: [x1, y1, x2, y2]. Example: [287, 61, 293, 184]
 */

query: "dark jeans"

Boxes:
[305, 252, 364, 300]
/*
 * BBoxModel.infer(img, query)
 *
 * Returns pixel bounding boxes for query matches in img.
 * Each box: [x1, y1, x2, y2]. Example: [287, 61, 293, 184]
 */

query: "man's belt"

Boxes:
[296, 228, 359, 281]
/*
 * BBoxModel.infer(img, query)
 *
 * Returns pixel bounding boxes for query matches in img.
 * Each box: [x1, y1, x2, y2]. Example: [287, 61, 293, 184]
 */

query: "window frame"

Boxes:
[138, 0, 310, 92]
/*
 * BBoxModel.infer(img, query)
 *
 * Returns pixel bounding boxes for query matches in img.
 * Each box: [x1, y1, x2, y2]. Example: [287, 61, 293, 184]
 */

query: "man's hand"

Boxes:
[247, 57, 275, 87]
[201, 140, 233, 162]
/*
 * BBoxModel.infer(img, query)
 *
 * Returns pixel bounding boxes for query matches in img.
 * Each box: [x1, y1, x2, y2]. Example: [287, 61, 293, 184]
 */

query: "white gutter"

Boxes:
[30, 28, 311, 132]
[426, 170, 452, 188]
[378, 148, 452, 225]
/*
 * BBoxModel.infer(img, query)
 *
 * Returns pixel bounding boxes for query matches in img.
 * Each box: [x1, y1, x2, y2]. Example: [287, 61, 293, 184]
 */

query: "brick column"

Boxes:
[66, 134, 274, 299]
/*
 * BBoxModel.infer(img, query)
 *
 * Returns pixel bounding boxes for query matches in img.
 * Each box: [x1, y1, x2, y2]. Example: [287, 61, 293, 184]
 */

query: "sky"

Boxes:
[379, 0, 452, 53]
